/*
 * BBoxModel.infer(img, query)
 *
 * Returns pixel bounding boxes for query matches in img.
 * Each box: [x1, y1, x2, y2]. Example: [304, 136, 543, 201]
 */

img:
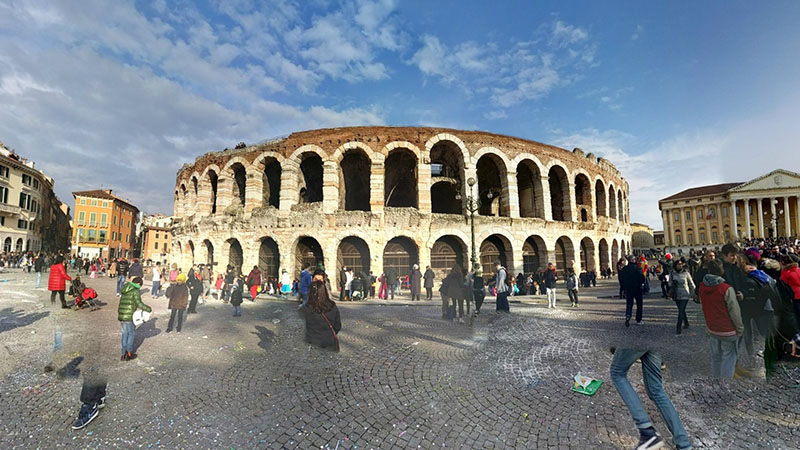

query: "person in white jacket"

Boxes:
[671, 259, 696, 335]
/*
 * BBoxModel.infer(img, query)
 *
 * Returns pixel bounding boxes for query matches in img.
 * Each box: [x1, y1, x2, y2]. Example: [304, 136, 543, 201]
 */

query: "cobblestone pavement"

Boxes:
[0, 269, 798, 449]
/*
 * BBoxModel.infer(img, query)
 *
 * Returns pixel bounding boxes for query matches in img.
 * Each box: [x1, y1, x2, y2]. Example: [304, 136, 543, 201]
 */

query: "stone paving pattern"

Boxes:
[0, 270, 798, 449]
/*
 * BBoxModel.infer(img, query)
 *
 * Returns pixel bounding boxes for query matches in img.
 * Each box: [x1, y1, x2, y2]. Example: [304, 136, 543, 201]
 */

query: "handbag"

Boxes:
[320, 311, 340, 352]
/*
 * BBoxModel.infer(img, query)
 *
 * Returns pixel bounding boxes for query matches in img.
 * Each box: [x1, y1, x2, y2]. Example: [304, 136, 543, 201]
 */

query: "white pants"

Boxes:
[547, 288, 557, 307]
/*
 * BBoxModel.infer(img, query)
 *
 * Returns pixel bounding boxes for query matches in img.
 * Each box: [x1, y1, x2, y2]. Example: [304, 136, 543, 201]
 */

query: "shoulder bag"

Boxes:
[320, 311, 340, 352]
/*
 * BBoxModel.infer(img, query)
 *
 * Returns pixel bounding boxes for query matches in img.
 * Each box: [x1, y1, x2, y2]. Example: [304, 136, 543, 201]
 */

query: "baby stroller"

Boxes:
[350, 277, 364, 301]
[68, 277, 100, 310]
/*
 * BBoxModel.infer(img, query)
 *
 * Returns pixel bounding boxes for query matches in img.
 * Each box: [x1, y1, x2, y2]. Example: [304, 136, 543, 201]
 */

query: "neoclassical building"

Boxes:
[170, 127, 631, 286]
[659, 169, 800, 249]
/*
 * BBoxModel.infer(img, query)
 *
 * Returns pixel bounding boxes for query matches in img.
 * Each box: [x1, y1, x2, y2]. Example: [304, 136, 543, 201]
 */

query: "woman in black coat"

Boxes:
[299, 280, 342, 351]
[186, 268, 203, 314]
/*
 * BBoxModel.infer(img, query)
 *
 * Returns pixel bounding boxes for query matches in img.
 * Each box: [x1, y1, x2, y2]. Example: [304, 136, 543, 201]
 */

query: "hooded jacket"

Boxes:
[671, 268, 696, 301]
[780, 264, 800, 300]
[118, 282, 151, 321]
[700, 274, 744, 337]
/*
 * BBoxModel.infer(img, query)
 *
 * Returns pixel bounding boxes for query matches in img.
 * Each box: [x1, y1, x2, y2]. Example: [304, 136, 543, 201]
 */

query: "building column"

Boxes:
[784, 197, 791, 237]
[541, 176, 553, 221]
[757, 198, 764, 238]
[418, 161, 433, 215]
[507, 172, 520, 218]
[668, 209, 676, 246]
[567, 181, 577, 222]
[692, 205, 699, 245]
[796, 196, 800, 238]
[717, 202, 725, 243]
[731, 200, 739, 240]
[743, 198, 751, 239]
[662, 210, 670, 246]
[322, 161, 339, 214]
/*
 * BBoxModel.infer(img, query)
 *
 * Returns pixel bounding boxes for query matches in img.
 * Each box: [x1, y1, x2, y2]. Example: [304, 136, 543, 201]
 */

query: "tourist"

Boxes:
[338, 266, 348, 301]
[71, 371, 107, 430]
[165, 273, 189, 333]
[118, 276, 151, 361]
[299, 263, 312, 306]
[691, 250, 716, 299]
[280, 269, 292, 300]
[368, 271, 377, 299]
[610, 348, 692, 450]
[48, 255, 72, 309]
[566, 268, 579, 307]
[128, 258, 143, 279]
[739, 253, 777, 357]
[116, 258, 129, 297]
[617, 257, 628, 299]
[230, 273, 244, 317]
[671, 259, 695, 335]
[108, 259, 117, 278]
[169, 264, 178, 283]
[442, 265, 464, 320]
[494, 260, 510, 312]
[34, 252, 45, 288]
[699, 259, 744, 376]
[471, 265, 485, 315]
[620, 255, 646, 327]
[246, 265, 262, 302]
[423, 265, 435, 300]
[186, 266, 203, 314]
[213, 273, 224, 300]
[544, 262, 557, 309]
[299, 279, 341, 351]
[385, 267, 398, 299]
[223, 265, 235, 302]
[378, 272, 388, 299]
[344, 268, 354, 301]
[150, 262, 162, 297]
[410, 264, 422, 301]
[779, 254, 800, 325]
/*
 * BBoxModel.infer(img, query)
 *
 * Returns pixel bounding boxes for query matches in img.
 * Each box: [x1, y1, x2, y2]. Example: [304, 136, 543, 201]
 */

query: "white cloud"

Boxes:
[631, 24, 644, 41]
[550, 20, 588, 47]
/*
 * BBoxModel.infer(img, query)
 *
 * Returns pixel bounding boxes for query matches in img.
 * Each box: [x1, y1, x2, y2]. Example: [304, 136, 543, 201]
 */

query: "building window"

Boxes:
[722, 206, 728, 217]
[18, 219, 27, 229]
[698, 208, 704, 219]
[99, 230, 107, 243]
[749, 205, 753, 216]
[154, 242, 159, 250]
[21, 174, 32, 186]
[700, 232, 706, 242]
[89, 212, 96, 226]
[155, 232, 159, 239]
[712, 231, 718, 241]
[709, 207, 715, 218]
[91, 199, 97, 206]
[0, 216, 4, 226]
[78, 211, 85, 225]
[102, 201, 108, 207]
[19, 192, 31, 209]
[676, 234, 682, 244]
[87, 229, 96, 242]
[77, 228, 85, 242]
[0, 185, 8, 203]
[33, 179, 39, 190]
[688, 233, 694, 244]
[0, 164, 8, 178]
[674, 212, 679, 222]
[80, 198, 87, 205]
[113, 215, 117, 225]
[686, 211, 691, 221]
[100, 213, 108, 227]
[736, 206, 740, 216]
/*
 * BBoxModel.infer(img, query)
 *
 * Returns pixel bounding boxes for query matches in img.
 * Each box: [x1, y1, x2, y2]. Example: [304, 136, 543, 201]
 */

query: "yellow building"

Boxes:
[141, 214, 172, 264]
[659, 169, 800, 248]
[72, 189, 138, 260]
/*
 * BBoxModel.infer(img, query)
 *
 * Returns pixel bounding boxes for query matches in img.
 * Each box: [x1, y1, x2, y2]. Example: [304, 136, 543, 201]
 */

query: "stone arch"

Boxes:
[580, 237, 596, 271]
[599, 238, 610, 272]
[258, 237, 280, 280]
[384, 147, 418, 208]
[225, 161, 248, 207]
[297, 152, 324, 204]
[200, 239, 214, 266]
[595, 178, 607, 217]
[339, 147, 371, 211]
[611, 239, 620, 267]
[608, 183, 617, 220]
[225, 238, 243, 274]
[3, 237, 11, 253]
[424, 133, 469, 163]
[331, 141, 377, 164]
[522, 235, 547, 274]
[255, 155, 282, 209]
[548, 164, 571, 221]
[429, 139, 467, 214]
[517, 158, 545, 219]
[293, 235, 324, 277]
[185, 240, 195, 266]
[189, 174, 199, 210]
[201, 164, 221, 215]
[337, 236, 371, 280]
[430, 234, 468, 277]
[381, 140, 421, 159]
[574, 172, 592, 222]
[476, 153, 510, 217]
[617, 189, 624, 222]
[554, 236, 575, 271]
[383, 236, 419, 280]
[479, 233, 513, 276]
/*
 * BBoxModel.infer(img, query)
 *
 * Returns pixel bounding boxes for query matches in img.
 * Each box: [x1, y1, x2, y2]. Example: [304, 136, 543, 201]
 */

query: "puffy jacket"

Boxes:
[780, 264, 800, 300]
[699, 274, 743, 337]
[299, 269, 312, 296]
[118, 282, 151, 321]
[166, 283, 189, 309]
[671, 269, 696, 300]
[48, 263, 72, 291]
[117, 260, 130, 276]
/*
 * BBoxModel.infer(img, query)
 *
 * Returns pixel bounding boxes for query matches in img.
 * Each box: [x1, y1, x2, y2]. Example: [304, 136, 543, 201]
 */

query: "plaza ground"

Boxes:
[0, 269, 798, 449]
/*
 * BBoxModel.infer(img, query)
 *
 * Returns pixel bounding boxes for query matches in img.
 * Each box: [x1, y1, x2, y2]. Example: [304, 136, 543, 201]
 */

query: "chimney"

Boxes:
[105, 189, 112, 194]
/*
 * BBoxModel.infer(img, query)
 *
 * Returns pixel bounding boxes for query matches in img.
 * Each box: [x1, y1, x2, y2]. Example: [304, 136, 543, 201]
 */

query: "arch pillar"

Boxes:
[245, 170, 263, 214]
[589, 184, 597, 222]
[507, 172, 520, 218]
[216, 177, 233, 214]
[279, 163, 300, 212]
[197, 182, 212, 216]
[567, 181, 577, 222]
[541, 176, 553, 221]
[418, 161, 432, 214]
[370, 160, 385, 214]
[322, 161, 339, 214]
[242, 238, 259, 273]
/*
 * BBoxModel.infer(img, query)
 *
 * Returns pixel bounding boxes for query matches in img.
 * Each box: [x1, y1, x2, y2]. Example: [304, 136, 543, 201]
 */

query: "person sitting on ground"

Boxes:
[299, 279, 341, 351]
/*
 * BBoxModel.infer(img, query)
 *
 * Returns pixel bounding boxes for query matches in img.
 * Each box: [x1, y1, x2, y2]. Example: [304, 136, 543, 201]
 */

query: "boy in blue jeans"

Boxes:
[610, 348, 692, 450]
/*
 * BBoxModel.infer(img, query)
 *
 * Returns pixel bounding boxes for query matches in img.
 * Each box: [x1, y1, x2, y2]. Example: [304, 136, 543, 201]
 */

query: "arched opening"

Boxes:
[431, 235, 467, 278]
[611, 239, 620, 266]
[384, 149, 418, 208]
[191, 176, 198, 198]
[383, 236, 418, 280]
[599, 239, 609, 272]
[337, 236, 371, 281]
[522, 235, 546, 274]
[548, 166, 570, 221]
[430, 182, 461, 214]
[185, 240, 195, 265]
[580, 237, 596, 272]
[608, 185, 617, 220]
[617, 190, 624, 222]
[180, 184, 187, 203]
[3, 237, 11, 253]
[15, 238, 23, 252]
[430, 141, 465, 214]
[231, 163, 247, 206]
[295, 236, 324, 275]
[480, 234, 512, 276]
[340, 150, 371, 211]
[208, 170, 219, 214]
[555, 236, 574, 271]
[202, 239, 214, 266]
[575, 174, 591, 220]
[262, 157, 281, 208]
[227, 239, 243, 274]
[476, 154, 508, 216]
[26, 239, 31, 251]
[258, 237, 279, 280]
[595, 180, 607, 217]
[299, 153, 323, 203]
[517, 160, 544, 218]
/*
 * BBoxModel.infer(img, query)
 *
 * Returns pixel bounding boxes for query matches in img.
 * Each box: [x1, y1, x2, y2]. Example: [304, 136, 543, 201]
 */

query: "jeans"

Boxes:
[625, 290, 643, 322]
[568, 289, 578, 305]
[390, 284, 398, 299]
[233, 305, 242, 316]
[120, 321, 135, 355]
[300, 292, 308, 306]
[116, 275, 127, 295]
[36, 271, 41, 288]
[496, 291, 510, 312]
[675, 299, 689, 332]
[547, 287, 557, 307]
[151, 280, 160, 297]
[709, 335, 738, 378]
[167, 309, 185, 332]
[610, 349, 692, 450]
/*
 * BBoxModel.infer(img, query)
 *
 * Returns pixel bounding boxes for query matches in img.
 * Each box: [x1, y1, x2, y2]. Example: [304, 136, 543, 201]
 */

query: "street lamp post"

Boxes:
[457, 177, 496, 271]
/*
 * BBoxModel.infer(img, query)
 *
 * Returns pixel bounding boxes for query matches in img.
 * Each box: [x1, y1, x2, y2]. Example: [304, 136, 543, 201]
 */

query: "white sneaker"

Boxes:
[458, 318, 465, 323]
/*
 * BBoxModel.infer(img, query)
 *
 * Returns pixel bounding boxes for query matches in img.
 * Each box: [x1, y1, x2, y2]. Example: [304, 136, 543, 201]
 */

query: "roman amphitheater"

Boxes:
[170, 127, 631, 286]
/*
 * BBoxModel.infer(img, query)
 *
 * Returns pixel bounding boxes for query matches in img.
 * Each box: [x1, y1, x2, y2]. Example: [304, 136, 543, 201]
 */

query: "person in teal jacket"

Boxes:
[117, 276, 151, 361]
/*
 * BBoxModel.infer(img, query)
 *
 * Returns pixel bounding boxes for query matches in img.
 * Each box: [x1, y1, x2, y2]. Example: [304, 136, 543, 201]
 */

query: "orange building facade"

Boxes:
[72, 189, 138, 260]
[142, 225, 172, 264]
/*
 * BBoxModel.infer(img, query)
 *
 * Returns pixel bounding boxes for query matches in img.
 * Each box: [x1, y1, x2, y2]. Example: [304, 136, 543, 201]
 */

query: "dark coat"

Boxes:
[423, 268, 435, 288]
[166, 283, 189, 310]
[230, 279, 244, 306]
[299, 304, 341, 350]
[619, 264, 645, 294]
[385, 268, 398, 285]
[128, 262, 144, 278]
[410, 269, 422, 295]
[444, 270, 464, 299]
[544, 268, 557, 289]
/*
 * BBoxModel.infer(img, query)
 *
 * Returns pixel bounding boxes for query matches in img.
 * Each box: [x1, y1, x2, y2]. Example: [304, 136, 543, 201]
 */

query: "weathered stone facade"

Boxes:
[170, 127, 631, 285]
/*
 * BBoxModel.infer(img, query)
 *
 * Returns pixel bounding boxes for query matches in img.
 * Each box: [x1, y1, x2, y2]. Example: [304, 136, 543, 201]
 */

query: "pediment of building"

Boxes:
[729, 169, 800, 195]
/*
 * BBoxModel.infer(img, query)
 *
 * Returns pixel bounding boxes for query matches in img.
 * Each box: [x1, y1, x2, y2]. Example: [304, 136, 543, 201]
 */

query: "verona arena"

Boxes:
[170, 127, 632, 286]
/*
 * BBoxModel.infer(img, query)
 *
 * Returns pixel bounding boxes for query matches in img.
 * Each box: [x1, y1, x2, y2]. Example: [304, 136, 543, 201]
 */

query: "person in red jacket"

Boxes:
[779, 254, 800, 325]
[699, 260, 743, 378]
[48, 255, 72, 309]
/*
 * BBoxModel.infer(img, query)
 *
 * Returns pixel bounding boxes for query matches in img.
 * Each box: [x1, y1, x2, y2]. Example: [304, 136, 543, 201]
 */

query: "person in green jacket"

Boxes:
[118, 277, 151, 361]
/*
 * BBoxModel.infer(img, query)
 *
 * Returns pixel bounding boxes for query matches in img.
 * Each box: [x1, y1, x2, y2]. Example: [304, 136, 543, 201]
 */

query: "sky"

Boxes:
[1, 0, 800, 228]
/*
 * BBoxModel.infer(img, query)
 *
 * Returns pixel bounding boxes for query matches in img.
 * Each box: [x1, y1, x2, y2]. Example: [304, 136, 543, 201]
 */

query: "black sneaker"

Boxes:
[97, 396, 106, 409]
[635, 435, 664, 449]
[71, 403, 99, 430]
[625, 317, 630, 327]
[120, 354, 128, 361]
[683, 322, 689, 329]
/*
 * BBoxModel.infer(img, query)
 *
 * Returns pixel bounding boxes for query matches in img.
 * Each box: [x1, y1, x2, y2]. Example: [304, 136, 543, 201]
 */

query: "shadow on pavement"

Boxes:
[57, 356, 83, 379]
[0, 307, 50, 335]
[133, 319, 162, 353]
[252, 325, 276, 350]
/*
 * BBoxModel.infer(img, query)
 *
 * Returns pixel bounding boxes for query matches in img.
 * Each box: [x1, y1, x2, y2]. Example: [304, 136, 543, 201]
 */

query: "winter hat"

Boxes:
[177, 273, 188, 283]
[744, 248, 762, 262]
[761, 258, 781, 272]
[665, 253, 672, 260]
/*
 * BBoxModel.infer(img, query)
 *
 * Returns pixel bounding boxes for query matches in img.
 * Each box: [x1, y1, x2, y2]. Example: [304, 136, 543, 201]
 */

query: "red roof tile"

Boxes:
[660, 183, 742, 203]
